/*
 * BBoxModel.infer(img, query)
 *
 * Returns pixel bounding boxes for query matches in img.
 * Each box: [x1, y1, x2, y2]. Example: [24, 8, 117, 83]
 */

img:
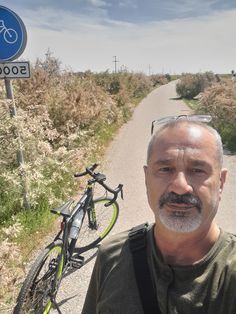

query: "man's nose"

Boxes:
[168, 172, 193, 195]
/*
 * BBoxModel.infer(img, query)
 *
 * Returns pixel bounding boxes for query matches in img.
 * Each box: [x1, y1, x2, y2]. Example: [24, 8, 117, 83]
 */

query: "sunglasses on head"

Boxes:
[151, 114, 212, 135]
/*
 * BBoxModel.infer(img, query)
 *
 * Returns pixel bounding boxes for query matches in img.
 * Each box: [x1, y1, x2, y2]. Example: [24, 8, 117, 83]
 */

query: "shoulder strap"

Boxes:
[129, 223, 161, 314]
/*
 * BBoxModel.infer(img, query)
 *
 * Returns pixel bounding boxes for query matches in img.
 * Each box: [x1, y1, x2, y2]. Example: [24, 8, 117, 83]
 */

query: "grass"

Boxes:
[183, 98, 200, 110]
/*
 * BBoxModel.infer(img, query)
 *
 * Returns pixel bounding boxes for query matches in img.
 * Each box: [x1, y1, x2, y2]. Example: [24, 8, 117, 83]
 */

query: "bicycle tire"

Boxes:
[4, 28, 18, 44]
[75, 197, 119, 253]
[13, 241, 64, 314]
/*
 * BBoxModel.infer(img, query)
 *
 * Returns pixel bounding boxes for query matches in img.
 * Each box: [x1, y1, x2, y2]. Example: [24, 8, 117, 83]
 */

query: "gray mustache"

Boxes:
[159, 192, 202, 211]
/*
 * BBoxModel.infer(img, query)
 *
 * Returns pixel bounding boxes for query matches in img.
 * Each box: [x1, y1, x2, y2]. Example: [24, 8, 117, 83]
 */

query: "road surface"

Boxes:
[52, 80, 236, 313]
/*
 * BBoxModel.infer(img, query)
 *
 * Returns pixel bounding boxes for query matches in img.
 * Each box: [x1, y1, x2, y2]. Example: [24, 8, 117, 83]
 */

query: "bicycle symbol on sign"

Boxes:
[0, 20, 18, 44]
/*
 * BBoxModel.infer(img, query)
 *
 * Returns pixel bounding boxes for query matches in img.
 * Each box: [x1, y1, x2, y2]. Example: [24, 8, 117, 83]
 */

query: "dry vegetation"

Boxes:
[176, 72, 218, 99]
[176, 73, 236, 152]
[198, 80, 236, 150]
[0, 52, 169, 310]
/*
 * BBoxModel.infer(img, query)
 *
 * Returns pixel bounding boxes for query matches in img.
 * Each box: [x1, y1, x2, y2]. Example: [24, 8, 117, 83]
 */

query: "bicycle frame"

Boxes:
[47, 184, 94, 313]
[52, 182, 94, 269]
[0, 20, 10, 35]
[50, 163, 123, 271]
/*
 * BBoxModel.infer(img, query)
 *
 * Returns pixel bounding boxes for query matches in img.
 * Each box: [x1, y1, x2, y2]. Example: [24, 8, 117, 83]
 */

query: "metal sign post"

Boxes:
[0, 5, 29, 209]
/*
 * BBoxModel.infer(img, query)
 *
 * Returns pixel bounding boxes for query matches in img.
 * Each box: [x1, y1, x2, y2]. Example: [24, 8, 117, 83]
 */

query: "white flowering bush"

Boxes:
[0, 99, 80, 222]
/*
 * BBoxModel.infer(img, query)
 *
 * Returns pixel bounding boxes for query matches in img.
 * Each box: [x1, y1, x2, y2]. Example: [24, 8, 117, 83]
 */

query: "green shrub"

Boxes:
[197, 81, 236, 152]
[176, 74, 203, 99]
[150, 74, 169, 87]
[220, 127, 236, 151]
[165, 73, 171, 81]
[176, 72, 216, 99]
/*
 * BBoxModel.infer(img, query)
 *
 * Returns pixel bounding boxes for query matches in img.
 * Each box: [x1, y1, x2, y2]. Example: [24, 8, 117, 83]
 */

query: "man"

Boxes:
[82, 117, 236, 314]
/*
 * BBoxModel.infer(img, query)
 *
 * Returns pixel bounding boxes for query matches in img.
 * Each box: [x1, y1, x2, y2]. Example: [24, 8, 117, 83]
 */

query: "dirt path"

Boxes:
[52, 81, 236, 313]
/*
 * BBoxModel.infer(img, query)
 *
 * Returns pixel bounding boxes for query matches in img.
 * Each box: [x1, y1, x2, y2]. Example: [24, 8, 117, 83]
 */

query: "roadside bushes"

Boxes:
[176, 71, 236, 152]
[92, 71, 154, 121]
[198, 81, 236, 151]
[176, 72, 217, 99]
[93, 71, 153, 100]
[150, 74, 170, 87]
[0, 53, 157, 227]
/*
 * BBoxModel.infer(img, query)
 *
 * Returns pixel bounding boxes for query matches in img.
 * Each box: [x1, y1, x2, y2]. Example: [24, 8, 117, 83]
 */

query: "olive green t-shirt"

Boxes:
[82, 225, 236, 314]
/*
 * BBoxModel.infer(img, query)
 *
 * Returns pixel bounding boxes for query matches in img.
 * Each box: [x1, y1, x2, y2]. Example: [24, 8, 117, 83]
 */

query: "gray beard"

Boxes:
[158, 207, 202, 233]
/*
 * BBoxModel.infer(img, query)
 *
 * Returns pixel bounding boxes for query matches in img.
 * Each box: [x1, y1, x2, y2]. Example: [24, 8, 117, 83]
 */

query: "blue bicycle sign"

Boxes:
[0, 6, 27, 61]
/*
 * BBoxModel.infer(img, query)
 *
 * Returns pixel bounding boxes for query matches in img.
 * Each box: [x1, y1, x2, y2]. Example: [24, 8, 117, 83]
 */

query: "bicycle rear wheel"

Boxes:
[76, 197, 119, 253]
[13, 241, 64, 314]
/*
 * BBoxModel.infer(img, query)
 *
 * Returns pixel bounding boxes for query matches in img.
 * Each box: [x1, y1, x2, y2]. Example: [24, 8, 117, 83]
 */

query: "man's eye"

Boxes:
[192, 168, 205, 174]
[159, 167, 172, 173]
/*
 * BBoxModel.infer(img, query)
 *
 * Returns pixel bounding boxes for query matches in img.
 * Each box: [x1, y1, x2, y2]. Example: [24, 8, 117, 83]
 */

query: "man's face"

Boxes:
[144, 123, 227, 234]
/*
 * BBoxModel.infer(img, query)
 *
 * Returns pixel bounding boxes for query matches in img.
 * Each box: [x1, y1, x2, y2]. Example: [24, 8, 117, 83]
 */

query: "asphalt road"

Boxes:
[52, 80, 236, 313]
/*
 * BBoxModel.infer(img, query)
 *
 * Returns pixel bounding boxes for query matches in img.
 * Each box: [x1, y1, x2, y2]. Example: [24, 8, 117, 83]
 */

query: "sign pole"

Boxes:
[5, 78, 16, 113]
[4, 78, 29, 209]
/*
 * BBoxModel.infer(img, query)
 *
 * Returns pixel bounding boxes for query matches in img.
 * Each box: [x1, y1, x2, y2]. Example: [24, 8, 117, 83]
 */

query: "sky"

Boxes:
[1, 0, 236, 74]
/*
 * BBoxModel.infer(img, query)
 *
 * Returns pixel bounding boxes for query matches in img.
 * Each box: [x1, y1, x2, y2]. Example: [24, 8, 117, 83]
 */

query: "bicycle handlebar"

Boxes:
[74, 164, 123, 206]
[74, 164, 98, 177]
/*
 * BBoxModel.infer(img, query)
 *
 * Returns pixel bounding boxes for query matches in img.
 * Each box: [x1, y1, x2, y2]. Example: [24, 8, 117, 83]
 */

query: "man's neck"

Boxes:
[154, 223, 220, 266]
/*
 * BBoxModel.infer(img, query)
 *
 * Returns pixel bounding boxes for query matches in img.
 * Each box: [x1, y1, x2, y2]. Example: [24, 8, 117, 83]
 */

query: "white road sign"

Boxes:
[0, 61, 30, 79]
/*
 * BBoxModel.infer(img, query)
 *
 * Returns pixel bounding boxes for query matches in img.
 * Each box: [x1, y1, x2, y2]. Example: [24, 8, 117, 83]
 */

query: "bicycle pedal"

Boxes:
[70, 255, 85, 269]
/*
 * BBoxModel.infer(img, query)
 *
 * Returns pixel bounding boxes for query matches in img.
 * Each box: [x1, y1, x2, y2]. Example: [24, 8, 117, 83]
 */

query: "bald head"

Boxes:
[147, 120, 224, 168]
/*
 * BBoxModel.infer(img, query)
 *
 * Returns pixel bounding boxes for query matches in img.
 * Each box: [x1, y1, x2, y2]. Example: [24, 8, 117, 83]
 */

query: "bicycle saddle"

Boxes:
[51, 199, 74, 217]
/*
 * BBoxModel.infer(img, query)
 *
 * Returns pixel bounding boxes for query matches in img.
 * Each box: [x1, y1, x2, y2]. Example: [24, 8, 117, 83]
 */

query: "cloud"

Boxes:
[16, 5, 236, 74]
[6, 0, 236, 25]
[163, 0, 219, 16]
[89, 0, 108, 7]
[118, 1, 138, 9]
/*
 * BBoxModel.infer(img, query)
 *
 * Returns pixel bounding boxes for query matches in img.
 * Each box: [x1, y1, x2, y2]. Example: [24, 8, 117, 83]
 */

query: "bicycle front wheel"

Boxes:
[76, 197, 119, 253]
[13, 241, 64, 314]
[4, 28, 18, 44]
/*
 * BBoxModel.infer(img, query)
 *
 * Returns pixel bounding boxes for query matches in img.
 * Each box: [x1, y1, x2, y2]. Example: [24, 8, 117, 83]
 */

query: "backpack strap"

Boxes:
[129, 223, 161, 314]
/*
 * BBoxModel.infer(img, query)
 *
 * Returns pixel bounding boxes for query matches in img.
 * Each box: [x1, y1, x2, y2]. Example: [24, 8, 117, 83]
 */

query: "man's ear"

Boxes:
[143, 165, 147, 174]
[219, 168, 227, 194]
[143, 165, 148, 185]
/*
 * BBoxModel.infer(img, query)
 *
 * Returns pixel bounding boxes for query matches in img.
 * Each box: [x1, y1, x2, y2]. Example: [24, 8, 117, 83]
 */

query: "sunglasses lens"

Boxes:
[151, 115, 212, 134]
[189, 115, 212, 123]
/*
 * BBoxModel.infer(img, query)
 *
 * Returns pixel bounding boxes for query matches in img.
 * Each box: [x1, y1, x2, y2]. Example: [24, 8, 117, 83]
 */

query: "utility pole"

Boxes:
[113, 56, 119, 73]
[148, 64, 151, 76]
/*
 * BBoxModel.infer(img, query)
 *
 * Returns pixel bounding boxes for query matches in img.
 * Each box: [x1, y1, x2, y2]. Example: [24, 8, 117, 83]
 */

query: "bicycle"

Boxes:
[0, 19, 18, 44]
[13, 164, 123, 314]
